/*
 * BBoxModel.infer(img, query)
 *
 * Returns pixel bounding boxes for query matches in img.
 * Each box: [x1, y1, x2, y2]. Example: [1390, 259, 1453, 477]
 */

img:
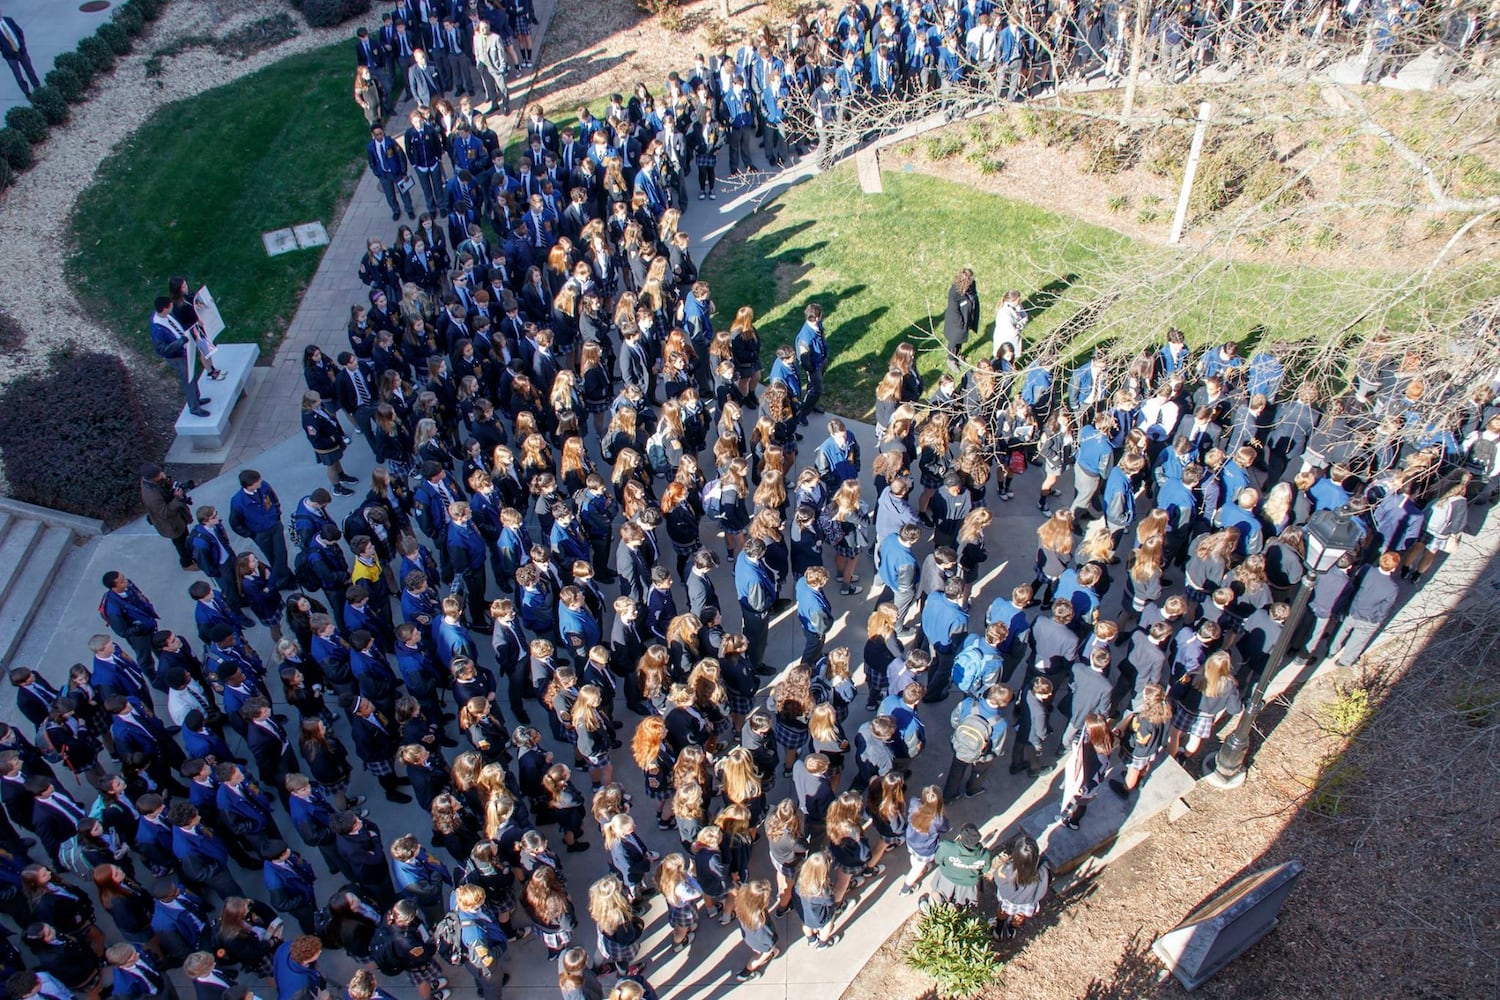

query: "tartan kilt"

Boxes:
[644, 773, 674, 801]
[598, 932, 640, 964]
[1172, 705, 1218, 740]
[539, 923, 573, 953]
[668, 903, 699, 929]
[407, 961, 445, 988]
[773, 718, 808, 752]
[314, 778, 350, 799]
[727, 690, 755, 715]
[363, 757, 394, 777]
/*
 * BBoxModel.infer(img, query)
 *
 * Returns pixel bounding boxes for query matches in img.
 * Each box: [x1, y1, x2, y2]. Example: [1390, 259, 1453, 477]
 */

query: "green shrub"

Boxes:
[701, 16, 734, 49]
[123, 0, 166, 20]
[1188, 133, 1269, 219]
[0, 352, 165, 525]
[0, 156, 12, 189]
[1321, 683, 1375, 738]
[1243, 158, 1312, 210]
[52, 51, 96, 88]
[5, 107, 48, 144]
[301, 0, 372, 29]
[114, 5, 147, 36]
[97, 22, 133, 57]
[78, 36, 118, 74]
[925, 133, 964, 160]
[1143, 126, 1190, 179]
[906, 901, 1001, 998]
[1079, 122, 1136, 176]
[0, 128, 32, 171]
[28, 87, 68, 126]
[44, 66, 86, 103]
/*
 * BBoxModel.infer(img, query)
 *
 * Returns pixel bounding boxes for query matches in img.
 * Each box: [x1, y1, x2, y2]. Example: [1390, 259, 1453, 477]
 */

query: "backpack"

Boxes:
[34, 725, 62, 765]
[56, 836, 92, 878]
[293, 548, 323, 592]
[951, 637, 1001, 697]
[645, 426, 672, 475]
[367, 922, 408, 976]
[432, 912, 466, 966]
[950, 710, 993, 764]
[701, 478, 725, 521]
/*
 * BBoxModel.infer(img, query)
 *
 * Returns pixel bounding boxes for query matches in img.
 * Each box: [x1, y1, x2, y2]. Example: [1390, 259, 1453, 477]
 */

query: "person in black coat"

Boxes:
[349, 696, 412, 804]
[332, 813, 397, 908]
[943, 268, 979, 366]
[242, 698, 298, 804]
[23, 924, 102, 997]
[300, 391, 357, 497]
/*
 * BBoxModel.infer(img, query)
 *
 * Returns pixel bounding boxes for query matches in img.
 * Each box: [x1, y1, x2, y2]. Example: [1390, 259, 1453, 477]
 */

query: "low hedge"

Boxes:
[51, 50, 96, 88]
[302, 0, 372, 29]
[0, 158, 11, 190]
[77, 36, 117, 74]
[0, 351, 165, 524]
[115, 6, 147, 37]
[97, 22, 133, 57]
[43, 66, 85, 103]
[4, 107, 48, 144]
[28, 87, 68, 126]
[0, 129, 32, 171]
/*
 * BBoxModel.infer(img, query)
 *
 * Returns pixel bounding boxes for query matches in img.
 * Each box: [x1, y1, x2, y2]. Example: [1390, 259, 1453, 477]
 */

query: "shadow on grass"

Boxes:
[1023, 272, 1081, 319]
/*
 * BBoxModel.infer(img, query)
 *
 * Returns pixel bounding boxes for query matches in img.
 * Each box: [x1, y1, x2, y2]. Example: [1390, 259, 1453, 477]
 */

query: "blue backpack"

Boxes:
[951, 635, 1002, 696]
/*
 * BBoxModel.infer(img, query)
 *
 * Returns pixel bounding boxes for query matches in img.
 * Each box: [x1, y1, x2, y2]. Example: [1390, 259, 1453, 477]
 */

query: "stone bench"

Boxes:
[174, 343, 260, 450]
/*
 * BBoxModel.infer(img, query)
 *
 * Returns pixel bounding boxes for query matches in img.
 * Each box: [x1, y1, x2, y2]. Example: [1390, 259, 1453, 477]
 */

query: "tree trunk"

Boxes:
[1122, 1, 1150, 119]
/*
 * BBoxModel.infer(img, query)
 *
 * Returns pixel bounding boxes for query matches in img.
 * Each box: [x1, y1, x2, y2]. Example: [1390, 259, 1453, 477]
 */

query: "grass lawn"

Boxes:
[68, 43, 368, 356]
[699, 167, 1481, 420]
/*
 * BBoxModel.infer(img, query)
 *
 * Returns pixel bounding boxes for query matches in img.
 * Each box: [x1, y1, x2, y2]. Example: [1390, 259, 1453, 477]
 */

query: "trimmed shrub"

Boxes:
[28, 87, 69, 126]
[0, 129, 32, 171]
[77, 36, 117, 74]
[0, 352, 165, 525]
[97, 22, 133, 57]
[0, 157, 11, 190]
[121, 0, 164, 20]
[5, 106, 48, 144]
[0, 313, 21, 353]
[44, 67, 86, 103]
[301, 0, 372, 29]
[52, 51, 96, 88]
[906, 900, 1001, 998]
[114, 5, 147, 36]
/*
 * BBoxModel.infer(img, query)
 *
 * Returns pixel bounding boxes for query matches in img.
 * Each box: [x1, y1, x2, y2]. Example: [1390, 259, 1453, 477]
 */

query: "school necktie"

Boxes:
[352, 367, 372, 406]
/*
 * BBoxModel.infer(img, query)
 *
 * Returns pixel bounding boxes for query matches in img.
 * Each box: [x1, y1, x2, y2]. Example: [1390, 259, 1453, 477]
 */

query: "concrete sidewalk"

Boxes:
[0, 0, 116, 114]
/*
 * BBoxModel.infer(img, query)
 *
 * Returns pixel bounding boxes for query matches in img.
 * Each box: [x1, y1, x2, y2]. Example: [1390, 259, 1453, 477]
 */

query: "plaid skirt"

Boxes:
[407, 961, 445, 988]
[667, 903, 699, 929]
[934, 874, 980, 908]
[538, 922, 573, 953]
[727, 689, 755, 715]
[1172, 704, 1219, 740]
[644, 774, 674, 801]
[598, 931, 640, 964]
[314, 778, 350, 800]
[773, 718, 809, 752]
[363, 757, 394, 777]
[998, 897, 1041, 918]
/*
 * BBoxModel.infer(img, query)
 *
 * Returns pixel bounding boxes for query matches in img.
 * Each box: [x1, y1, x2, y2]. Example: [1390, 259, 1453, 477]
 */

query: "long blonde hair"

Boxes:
[795, 851, 833, 898]
[588, 875, 635, 935]
[718, 748, 762, 806]
[733, 878, 772, 930]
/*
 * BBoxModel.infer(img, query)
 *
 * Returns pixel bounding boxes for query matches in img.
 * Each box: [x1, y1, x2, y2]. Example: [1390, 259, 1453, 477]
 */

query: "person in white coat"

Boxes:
[992, 289, 1028, 360]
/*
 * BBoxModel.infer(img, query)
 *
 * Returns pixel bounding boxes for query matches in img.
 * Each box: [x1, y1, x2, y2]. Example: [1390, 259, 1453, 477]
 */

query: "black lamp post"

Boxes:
[1208, 507, 1363, 788]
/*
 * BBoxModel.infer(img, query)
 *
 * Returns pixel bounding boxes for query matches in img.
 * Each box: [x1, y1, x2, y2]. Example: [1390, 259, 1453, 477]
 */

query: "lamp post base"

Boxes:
[1203, 751, 1247, 789]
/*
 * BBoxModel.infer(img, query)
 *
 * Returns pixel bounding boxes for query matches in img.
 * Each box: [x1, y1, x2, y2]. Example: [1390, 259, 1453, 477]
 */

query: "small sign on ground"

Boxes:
[293, 222, 329, 249]
[262, 229, 298, 256]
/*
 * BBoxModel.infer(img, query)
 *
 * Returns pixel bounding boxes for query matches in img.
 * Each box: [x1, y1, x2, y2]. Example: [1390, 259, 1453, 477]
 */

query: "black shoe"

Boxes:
[338, 473, 359, 484]
[391, 211, 401, 221]
[385, 790, 414, 804]
[1109, 779, 1129, 798]
[189, 408, 210, 417]
[1063, 818, 1081, 830]
[755, 663, 776, 676]
[565, 840, 591, 852]
[333, 485, 356, 497]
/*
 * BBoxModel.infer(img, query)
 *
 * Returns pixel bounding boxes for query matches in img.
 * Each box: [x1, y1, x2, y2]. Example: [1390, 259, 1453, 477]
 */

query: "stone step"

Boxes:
[0, 517, 44, 614]
[0, 526, 77, 670]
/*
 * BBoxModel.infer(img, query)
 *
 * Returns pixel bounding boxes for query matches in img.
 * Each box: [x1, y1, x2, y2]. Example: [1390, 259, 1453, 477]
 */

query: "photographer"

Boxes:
[140, 463, 197, 571]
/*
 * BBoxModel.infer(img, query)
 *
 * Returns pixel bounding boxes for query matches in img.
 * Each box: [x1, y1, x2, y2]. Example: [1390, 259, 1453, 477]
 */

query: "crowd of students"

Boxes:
[8, 4, 1496, 999]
